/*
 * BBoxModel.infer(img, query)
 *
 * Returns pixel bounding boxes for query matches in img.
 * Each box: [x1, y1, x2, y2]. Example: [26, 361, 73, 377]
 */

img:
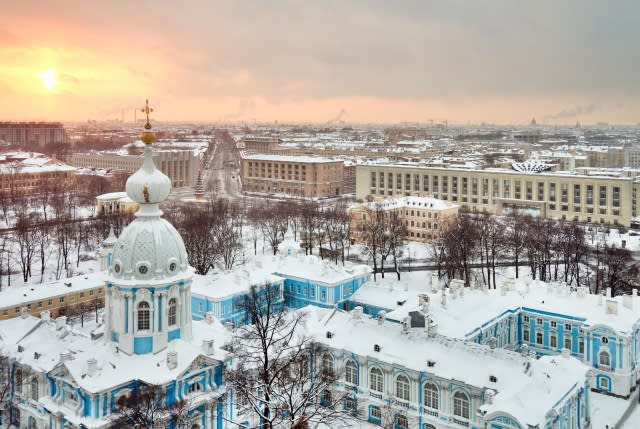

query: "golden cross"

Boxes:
[140, 99, 154, 127]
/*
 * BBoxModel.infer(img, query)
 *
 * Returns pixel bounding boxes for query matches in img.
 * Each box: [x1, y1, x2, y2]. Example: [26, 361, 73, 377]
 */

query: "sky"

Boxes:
[1, 0, 639, 125]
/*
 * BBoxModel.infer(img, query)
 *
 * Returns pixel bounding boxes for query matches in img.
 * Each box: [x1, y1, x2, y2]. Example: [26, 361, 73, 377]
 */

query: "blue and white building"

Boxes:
[347, 273, 640, 398]
[0, 120, 230, 429]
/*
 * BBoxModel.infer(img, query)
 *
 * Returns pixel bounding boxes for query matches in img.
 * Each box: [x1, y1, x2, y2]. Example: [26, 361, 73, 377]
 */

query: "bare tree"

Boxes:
[505, 211, 528, 279]
[386, 210, 407, 280]
[300, 201, 321, 255]
[256, 201, 289, 256]
[225, 284, 349, 429]
[178, 203, 219, 275]
[113, 384, 181, 428]
[13, 211, 39, 283]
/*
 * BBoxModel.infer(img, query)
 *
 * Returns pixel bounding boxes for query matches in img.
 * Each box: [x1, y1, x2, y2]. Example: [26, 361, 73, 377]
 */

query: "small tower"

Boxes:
[100, 225, 118, 271]
[194, 170, 206, 201]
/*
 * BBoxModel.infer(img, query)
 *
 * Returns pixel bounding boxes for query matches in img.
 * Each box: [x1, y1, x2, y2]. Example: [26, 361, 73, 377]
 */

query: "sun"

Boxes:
[40, 69, 58, 92]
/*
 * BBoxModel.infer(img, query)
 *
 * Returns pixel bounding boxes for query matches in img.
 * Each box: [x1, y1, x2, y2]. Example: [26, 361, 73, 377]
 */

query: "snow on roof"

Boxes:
[309, 307, 588, 427]
[366, 196, 458, 211]
[241, 151, 341, 164]
[350, 272, 640, 336]
[0, 272, 106, 309]
[0, 316, 229, 393]
[192, 254, 370, 300]
[95, 191, 128, 200]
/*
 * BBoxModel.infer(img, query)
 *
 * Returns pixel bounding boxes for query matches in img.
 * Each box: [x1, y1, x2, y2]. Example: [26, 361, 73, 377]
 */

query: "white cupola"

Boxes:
[103, 100, 194, 355]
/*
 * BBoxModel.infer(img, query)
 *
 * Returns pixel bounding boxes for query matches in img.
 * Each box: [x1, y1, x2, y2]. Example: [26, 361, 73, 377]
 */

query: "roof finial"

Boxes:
[140, 99, 156, 145]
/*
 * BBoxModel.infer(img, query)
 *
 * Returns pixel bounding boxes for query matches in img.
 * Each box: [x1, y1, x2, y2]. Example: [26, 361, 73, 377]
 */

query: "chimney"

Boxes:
[87, 358, 98, 377]
[202, 339, 215, 355]
[577, 287, 586, 298]
[488, 337, 497, 349]
[402, 317, 410, 332]
[441, 287, 447, 306]
[56, 316, 67, 330]
[204, 312, 215, 325]
[20, 307, 29, 319]
[561, 348, 570, 358]
[60, 352, 72, 363]
[40, 310, 51, 322]
[633, 289, 638, 298]
[520, 344, 529, 357]
[430, 272, 439, 293]
[598, 293, 603, 306]
[352, 306, 363, 320]
[167, 351, 178, 369]
[377, 311, 386, 325]
[606, 287, 612, 298]
[606, 299, 618, 315]
[623, 294, 632, 310]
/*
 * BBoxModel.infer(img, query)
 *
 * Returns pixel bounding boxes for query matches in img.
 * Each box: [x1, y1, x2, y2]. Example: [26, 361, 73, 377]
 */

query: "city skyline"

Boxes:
[1, 0, 639, 124]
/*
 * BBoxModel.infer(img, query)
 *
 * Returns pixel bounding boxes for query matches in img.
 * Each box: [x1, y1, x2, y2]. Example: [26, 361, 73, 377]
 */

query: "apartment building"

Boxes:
[240, 152, 344, 197]
[0, 153, 76, 196]
[0, 122, 70, 148]
[350, 196, 459, 242]
[356, 163, 636, 226]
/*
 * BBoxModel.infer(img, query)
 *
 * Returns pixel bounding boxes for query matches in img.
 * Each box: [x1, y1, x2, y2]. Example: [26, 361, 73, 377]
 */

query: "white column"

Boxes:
[153, 293, 159, 334]
[103, 289, 111, 344]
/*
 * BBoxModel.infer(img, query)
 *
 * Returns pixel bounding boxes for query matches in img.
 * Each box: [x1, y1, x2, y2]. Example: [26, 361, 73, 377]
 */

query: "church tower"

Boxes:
[103, 100, 194, 355]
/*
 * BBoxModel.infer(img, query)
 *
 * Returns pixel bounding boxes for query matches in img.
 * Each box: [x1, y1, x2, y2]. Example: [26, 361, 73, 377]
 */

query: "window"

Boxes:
[523, 329, 529, 342]
[536, 332, 543, 345]
[601, 336, 609, 344]
[370, 405, 382, 421]
[321, 389, 332, 406]
[168, 298, 177, 326]
[579, 341, 584, 354]
[345, 360, 357, 385]
[59, 297, 64, 303]
[550, 321, 557, 328]
[565, 323, 571, 331]
[523, 315, 529, 323]
[370, 367, 383, 392]
[30, 377, 38, 401]
[396, 375, 410, 401]
[600, 378, 609, 389]
[565, 338, 571, 351]
[322, 353, 334, 377]
[15, 369, 22, 392]
[345, 396, 356, 412]
[423, 382, 439, 409]
[396, 414, 408, 429]
[536, 318, 542, 325]
[599, 351, 611, 367]
[550, 335, 557, 348]
[137, 302, 150, 331]
[453, 391, 470, 419]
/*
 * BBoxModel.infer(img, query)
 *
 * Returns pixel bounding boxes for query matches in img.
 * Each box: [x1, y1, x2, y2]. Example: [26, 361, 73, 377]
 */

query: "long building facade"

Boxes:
[0, 122, 70, 148]
[356, 163, 639, 226]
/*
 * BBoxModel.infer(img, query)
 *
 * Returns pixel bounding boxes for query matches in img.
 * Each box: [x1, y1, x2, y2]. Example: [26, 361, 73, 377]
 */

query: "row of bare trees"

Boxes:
[432, 210, 638, 296]
[357, 204, 408, 281]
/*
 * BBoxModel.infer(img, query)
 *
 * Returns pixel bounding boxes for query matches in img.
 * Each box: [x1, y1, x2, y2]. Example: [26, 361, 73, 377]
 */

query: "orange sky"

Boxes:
[1, 1, 639, 125]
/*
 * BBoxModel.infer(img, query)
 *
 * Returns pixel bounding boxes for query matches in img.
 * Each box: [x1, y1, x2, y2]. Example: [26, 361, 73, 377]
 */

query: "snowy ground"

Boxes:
[590, 391, 636, 429]
[622, 403, 640, 428]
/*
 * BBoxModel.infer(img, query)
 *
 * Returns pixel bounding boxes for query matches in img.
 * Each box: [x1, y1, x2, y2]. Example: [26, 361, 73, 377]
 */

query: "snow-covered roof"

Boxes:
[241, 152, 341, 164]
[308, 307, 588, 427]
[350, 273, 640, 335]
[0, 315, 229, 393]
[95, 191, 129, 201]
[0, 272, 106, 309]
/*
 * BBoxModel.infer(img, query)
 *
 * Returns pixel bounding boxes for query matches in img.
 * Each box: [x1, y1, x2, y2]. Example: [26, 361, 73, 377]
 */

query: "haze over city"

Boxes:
[2, 0, 639, 124]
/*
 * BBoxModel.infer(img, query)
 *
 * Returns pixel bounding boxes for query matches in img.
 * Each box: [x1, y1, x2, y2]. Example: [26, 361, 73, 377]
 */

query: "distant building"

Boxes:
[241, 136, 283, 153]
[70, 147, 202, 188]
[240, 152, 344, 197]
[342, 162, 356, 194]
[350, 196, 459, 243]
[95, 191, 139, 215]
[0, 152, 76, 196]
[357, 163, 636, 226]
[0, 122, 70, 148]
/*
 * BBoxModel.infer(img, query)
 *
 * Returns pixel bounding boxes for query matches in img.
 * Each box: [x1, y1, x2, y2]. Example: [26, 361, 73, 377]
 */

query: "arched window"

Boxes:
[30, 377, 38, 401]
[599, 350, 611, 367]
[345, 360, 357, 385]
[423, 382, 439, 409]
[396, 374, 410, 401]
[168, 298, 177, 326]
[396, 414, 408, 429]
[137, 302, 150, 331]
[370, 367, 383, 392]
[15, 369, 22, 392]
[322, 353, 334, 377]
[453, 391, 470, 419]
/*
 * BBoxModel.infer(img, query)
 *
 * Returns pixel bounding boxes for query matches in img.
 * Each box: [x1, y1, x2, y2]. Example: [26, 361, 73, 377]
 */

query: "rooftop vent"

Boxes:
[167, 351, 178, 370]
[87, 358, 98, 377]
[489, 375, 497, 383]
[202, 339, 215, 355]
[326, 331, 333, 339]
[374, 344, 381, 352]
[427, 360, 436, 367]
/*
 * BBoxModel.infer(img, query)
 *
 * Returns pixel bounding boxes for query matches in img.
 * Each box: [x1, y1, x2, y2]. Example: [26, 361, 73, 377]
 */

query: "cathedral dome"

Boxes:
[110, 217, 191, 282]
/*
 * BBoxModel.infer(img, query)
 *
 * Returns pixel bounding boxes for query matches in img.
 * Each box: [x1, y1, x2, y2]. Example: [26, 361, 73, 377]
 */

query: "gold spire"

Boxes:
[140, 98, 156, 145]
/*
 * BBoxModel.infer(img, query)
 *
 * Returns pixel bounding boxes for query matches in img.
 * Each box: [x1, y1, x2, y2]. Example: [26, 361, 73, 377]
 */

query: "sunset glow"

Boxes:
[40, 69, 57, 92]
